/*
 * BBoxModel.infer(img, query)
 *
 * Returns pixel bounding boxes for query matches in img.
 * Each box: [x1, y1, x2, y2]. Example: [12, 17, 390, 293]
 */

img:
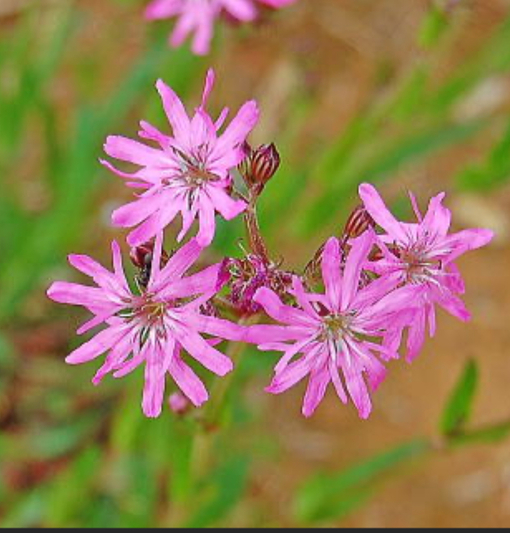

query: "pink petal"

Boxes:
[185, 313, 247, 342]
[138, 120, 172, 148]
[176, 330, 233, 376]
[190, 3, 216, 56]
[68, 250, 128, 297]
[190, 109, 217, 148]
[92, 331, 135, 385]
[168, 351, 209, 407]
[142, 340, 170, 418]
[159, 264, 220, 300]
[65, 324, 130, 365]
[221, 0, 258, 21]
[274, 337, 314, 374]
[341, 230, 374, 311]
[206, 185, 247, 221]
[200, 68, 215, 110]
[445, 228, 494, 260]
[111, 241, 130, 293]
[157, 238, 203, 285]
[47, 282, 111, 309]
[321, 237, 342, 311]
[100, 158, 163, 186]
[145, 0, 182, 19]
[254, 287, 318, 327]
[358, 183, 408, 243]
[156, 78, 191, 142]
[148, 231, 165, 286]
[302, 366, 330, 418]
[422, 192, 451, 239]
[104, 135, 170, 167]
[435, 291, 471, 323]
[243, 324, 305, 344]
[215, 100, 259, 156]
[266, 356, 311, 394]
[291, 277, 320, 318]
[348, 339, 387, 391]
[215, 107, 230, 131]
[328, 356, 348, 404]
[341, 354, 372, 419]
[126, 196, 182, 247]
[196, 194, 216, 246]
[258, 0, 297, 6]
[406, 307, 426, 363]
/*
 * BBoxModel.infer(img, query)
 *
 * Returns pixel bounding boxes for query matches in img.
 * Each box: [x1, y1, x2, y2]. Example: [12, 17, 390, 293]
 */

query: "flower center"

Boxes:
[171, 145, 219, 188]
[320, 313, 353, 342]
[117, 294, 172, 341]
[400, 246, 442, 285]
[136, 296, 167, 326]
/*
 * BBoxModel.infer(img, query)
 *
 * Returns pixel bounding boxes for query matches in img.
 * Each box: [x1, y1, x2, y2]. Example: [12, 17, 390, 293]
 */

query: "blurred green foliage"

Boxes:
[0, 0, 509, 527]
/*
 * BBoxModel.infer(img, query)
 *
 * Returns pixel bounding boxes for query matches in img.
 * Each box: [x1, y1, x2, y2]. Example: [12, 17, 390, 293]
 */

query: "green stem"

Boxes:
[188, 321, 255, 500]
[244, 198, 270, 260]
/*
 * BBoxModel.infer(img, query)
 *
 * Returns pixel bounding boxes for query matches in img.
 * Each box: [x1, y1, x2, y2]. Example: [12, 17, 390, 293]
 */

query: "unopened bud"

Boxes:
[130, 242, 155, 270]
[130, 240, 169, 290]
[168, 392, 190, 415]
[343, 205, 375, 240]
[238, 142, 280, 195]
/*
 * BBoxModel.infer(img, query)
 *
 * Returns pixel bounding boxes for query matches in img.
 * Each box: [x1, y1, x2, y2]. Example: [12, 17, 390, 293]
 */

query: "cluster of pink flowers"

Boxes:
[48, 69, 493, 419]
[145, 0, 297, 55]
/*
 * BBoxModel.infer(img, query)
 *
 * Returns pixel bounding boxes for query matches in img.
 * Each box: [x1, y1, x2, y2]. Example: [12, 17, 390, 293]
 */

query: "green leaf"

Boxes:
[45, 447, 102, 527]
[166, 419, 194, 504]
[457, 118, 510, 191]
[418, 3, 449, 49]
[25, 413, 102, 461]
[293, 440, 429, 524]
[441, 359, 479, 437]
[0, 488, 48, 528]
[184, 456, 249, 528]
[450, 420, 510, 447]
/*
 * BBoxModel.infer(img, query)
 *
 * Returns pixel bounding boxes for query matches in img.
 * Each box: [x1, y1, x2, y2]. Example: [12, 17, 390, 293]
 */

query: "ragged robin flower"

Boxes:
[47, 235, 245, 418]
[102, 68, 259, 247]
[359, 183, 494, 361]
[145, 0, 298, 56]
[244, 232, 415, 418]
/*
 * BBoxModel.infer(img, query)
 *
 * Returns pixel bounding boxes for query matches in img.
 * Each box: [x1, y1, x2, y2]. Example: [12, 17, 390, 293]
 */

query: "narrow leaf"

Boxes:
[441, 359, 478, 437]
[293, 440, 429, 524]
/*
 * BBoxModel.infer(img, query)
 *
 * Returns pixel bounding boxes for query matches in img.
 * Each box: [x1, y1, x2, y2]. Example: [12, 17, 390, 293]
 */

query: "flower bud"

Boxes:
[342, 205, 375, 240]
[130, 241, 169, 290]
[168, 392, 190, 415]
[238, 142, 280, 195]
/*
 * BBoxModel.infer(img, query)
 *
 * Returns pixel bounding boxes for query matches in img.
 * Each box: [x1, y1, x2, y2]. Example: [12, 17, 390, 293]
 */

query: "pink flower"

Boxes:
[359, 183, 494, 361]
[47, 235, 244, 418]
[145, 0, 297, 56]
[169, 391, 191, 414]
[245, 232, 412, 418]
[102, 69, 259, 247]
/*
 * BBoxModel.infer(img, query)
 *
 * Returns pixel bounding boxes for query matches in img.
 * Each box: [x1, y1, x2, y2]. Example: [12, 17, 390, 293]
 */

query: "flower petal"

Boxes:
[176, 329, 233, 376]
[206, 185, 247, 221]
[341, 230, 374, 310]
[104, 135, 170, 167]
[302, 366, 330, 418]
[359, 183, 408, 243]
[168, 350, 209, 407]
[157, 238, 203, 286]
[254, 287, 318, 327]
[321, 237, 342, 311]
[65, 324, 130, 365]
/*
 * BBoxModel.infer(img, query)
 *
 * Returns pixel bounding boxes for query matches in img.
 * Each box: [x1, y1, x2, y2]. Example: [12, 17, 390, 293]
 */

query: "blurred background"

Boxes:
[1, 0, 510, 527]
